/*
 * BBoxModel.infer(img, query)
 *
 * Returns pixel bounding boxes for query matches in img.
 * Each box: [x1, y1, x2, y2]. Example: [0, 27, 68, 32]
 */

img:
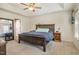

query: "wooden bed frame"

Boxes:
[18, 24, 55, 52]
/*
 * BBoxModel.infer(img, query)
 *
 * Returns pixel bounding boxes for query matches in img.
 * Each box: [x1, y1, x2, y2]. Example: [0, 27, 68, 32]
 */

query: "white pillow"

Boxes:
[36, 28, 49, 32]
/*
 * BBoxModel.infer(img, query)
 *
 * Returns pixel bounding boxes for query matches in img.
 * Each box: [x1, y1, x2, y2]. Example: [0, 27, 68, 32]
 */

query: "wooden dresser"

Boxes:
[54, 32, 61, 42]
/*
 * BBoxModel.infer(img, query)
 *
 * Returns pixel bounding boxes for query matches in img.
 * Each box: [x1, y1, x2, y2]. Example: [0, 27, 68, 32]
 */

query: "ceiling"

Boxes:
[0, 3, 77, 16]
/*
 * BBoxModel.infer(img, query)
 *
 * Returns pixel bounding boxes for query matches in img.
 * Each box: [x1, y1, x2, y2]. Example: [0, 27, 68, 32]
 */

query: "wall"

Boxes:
[29, 11, 74, 42]
[0, 8, 74, 42]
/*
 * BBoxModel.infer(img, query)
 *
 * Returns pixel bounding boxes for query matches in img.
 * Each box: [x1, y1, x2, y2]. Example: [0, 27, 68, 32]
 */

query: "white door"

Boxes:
[15, 20, 21, 40]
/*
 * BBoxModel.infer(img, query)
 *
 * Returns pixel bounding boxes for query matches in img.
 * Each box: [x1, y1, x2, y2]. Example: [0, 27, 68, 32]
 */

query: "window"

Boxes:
[0, 19, 12, 36]
[75, 18, 79, 40]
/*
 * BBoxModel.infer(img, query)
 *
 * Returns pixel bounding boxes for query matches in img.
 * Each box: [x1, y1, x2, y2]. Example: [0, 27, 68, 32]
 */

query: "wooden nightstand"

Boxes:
[54, 32, 61, 42]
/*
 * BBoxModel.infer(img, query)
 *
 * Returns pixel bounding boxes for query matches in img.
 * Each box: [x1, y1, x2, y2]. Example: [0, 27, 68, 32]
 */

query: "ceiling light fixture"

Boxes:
[20, 3, 41, 12]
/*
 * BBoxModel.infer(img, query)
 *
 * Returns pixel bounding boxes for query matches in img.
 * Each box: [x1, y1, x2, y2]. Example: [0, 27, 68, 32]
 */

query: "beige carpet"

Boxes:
[6, 40, 79, 55]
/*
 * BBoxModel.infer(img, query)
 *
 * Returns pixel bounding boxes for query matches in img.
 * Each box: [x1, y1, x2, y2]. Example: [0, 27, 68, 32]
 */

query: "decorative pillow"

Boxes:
[36, 28, 49, 32]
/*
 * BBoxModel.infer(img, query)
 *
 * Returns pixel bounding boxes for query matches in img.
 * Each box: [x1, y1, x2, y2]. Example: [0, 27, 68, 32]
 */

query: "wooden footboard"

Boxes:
[18, 34, 46, 52]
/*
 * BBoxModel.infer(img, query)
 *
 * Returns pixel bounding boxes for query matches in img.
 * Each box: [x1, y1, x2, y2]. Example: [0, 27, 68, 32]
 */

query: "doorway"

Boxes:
[15, 20, 21, 41]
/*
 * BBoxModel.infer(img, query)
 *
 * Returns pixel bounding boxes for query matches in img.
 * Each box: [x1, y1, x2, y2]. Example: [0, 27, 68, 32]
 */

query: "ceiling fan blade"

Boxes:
[33, 9, 35, 12]
[32, 3, 35, 5]
[24, 8, 28, 10]
[35, 7, 42, 9]
[20, 3, 28, 6]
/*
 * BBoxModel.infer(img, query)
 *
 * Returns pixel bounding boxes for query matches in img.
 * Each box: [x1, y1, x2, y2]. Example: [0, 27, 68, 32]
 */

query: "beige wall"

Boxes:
[0, 9, 74, 42]
[29, 11, 74, 42]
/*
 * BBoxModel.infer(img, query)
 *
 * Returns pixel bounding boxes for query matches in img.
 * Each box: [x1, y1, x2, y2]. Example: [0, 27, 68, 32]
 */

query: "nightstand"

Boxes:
[54, 32, 61, 42]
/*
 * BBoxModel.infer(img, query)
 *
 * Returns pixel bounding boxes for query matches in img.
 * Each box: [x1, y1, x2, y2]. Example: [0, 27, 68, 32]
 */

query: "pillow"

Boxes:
[36, 28, 49, 32]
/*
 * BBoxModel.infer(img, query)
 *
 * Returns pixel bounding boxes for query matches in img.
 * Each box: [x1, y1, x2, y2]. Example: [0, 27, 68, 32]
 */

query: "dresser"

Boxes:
[54, 32, 61, 42]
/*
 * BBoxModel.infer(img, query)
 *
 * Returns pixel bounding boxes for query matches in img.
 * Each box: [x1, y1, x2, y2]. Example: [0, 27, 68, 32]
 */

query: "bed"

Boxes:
[18, 24, 55, 52]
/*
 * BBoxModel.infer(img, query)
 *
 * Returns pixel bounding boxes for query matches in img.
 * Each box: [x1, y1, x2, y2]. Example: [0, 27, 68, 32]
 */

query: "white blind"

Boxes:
[0, 20, 12, 36]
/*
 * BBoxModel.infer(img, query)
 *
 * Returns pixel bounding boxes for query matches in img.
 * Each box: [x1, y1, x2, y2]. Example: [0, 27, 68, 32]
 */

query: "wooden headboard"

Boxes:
[36, 24, 55, 33]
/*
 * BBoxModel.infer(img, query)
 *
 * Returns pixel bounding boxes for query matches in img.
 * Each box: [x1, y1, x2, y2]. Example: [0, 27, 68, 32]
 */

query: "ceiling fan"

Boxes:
[20, 3, 42, 12]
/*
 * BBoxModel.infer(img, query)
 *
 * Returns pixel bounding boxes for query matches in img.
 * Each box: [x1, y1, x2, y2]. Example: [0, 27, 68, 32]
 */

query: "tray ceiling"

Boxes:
[0, 3, 77, 16]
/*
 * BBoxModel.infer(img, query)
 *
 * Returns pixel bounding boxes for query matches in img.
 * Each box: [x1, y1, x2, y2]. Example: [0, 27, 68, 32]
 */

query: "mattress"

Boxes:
[20, 32, 53, 41]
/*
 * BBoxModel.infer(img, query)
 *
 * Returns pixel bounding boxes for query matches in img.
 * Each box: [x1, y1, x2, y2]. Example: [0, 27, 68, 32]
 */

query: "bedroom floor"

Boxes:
[6, 40, 79, 55]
